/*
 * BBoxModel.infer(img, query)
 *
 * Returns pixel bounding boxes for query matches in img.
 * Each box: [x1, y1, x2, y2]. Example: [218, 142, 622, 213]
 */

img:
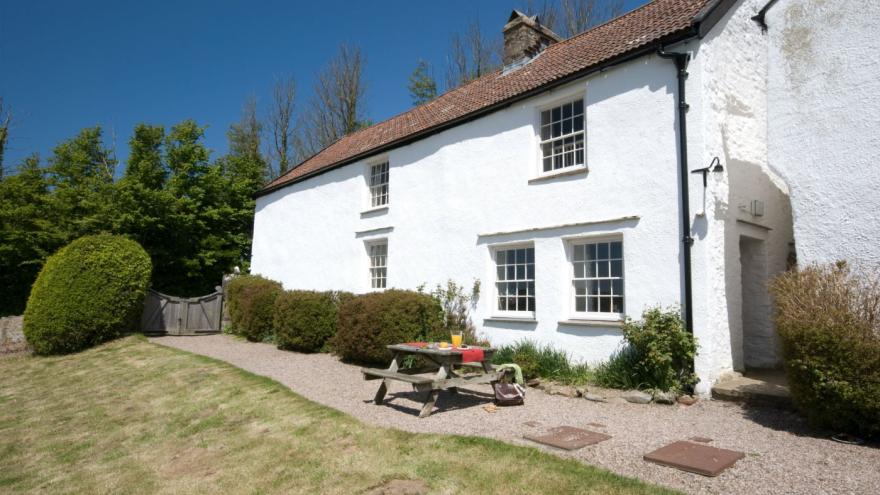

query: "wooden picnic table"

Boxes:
[362, 344, 502, 418]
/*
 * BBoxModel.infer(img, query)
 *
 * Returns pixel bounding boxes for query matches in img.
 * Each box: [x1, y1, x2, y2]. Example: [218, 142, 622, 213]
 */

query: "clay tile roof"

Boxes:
[260, 0, 718, 196]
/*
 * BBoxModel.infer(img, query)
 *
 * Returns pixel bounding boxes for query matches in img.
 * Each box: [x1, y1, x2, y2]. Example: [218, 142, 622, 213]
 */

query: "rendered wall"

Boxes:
[766, 0, 880, 268]
[689, 0, 794, 389]
[253, 56, 686, 367]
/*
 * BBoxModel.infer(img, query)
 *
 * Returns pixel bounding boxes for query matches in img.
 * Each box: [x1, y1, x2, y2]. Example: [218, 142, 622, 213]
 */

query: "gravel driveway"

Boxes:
[151, 334, 878, 495]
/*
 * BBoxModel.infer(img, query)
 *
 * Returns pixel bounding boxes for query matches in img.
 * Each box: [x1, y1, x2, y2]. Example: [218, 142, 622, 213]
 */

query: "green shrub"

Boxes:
[595, 307, 697, 392]
[491, 340, 592, 385]
[274, 290, 352, 353]
[226, 274, 282, 342]
[419, 279, 488, 346]
[593, 346, 642, 390]
[333, 289, 445, 364]
[23, 234, 152, 355]
[770, 262, 880, 438]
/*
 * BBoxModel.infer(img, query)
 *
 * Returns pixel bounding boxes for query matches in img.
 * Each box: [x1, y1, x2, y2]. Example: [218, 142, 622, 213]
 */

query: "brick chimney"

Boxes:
[503, 10, 562, 70]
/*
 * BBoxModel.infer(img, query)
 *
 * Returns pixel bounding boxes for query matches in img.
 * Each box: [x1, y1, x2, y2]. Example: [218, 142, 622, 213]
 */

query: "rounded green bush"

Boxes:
[23, 234, 152, 355]
[333, 289, 445, 364]
[274, 290, 352, 353]
[225, 274, 282, 342]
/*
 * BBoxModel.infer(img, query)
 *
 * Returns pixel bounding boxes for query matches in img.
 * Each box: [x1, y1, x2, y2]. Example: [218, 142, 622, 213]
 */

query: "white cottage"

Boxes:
[252, 0, 796, 394]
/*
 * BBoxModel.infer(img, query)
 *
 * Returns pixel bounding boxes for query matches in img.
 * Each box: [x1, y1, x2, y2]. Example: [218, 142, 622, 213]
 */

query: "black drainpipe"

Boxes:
[656, 46, 695, 337]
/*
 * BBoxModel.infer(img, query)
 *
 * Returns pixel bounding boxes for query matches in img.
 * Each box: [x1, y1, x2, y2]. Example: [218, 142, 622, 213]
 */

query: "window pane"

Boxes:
[574, 262, 584, 278]
[516, 265, 525, 280]
[497, 266, 505, 279]
[598, 261, 609, 277]
[516, 249, 525, 263]
[610, 241, 622, 259]
[543, 157, 552, 172]
[574, 280, 586, 295]
[588, 297, 599, 312]
[588, 280, 599, 295]
[541, 125, 551, 140]
[541, 110, 550, 125]
[588, 262, 598, 277]
[600, 279, 611, 295]
[573, 115, 584, 132]
[612, 297, 624, 313]
[552, 122, 561, 137]
[600, 298, 611, 312]
[552, 107, 561, 122]
[598, 243, 609, 259]
[506, 265, 515, 280]
[496, 250, 506, 264]
[575, 297, 586, 312]
[573, 99, 584, 115]
[498, 297, 507, 311]
[562, 102, 572, 119]
[527, 297, 535, 312]
[527, 264, 535, 279]
[574, 244, 585, 261]
[518, 297, 527, 310]
[526, 248, 534, 263]
[587, 244, 597, 260]
[612, 279, 623, 296]
[611, 260, 622, 277]
[562, 119, 572, 134]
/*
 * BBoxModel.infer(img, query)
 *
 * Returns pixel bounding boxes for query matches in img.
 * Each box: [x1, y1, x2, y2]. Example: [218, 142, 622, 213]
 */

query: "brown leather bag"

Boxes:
[493, 382, 525, 406]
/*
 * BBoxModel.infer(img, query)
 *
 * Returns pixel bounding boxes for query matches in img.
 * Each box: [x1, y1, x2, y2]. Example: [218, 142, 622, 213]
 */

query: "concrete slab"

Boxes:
[644, 441, 745, 477]
[711, 369, 791, 407]
[524, 426, 611, 450]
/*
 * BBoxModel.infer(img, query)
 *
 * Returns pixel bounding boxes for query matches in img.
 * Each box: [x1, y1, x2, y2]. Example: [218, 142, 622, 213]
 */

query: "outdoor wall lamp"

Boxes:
[692, 157, 724, 216]
[691, 156, 724, 187]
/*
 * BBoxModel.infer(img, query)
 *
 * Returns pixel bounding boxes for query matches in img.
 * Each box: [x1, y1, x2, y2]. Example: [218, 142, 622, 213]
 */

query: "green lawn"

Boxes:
[0, 336, 674, 494]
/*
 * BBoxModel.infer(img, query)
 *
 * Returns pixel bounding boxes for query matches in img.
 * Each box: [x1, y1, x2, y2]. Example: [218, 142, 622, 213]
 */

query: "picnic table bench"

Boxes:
[362, 344, 503, 418]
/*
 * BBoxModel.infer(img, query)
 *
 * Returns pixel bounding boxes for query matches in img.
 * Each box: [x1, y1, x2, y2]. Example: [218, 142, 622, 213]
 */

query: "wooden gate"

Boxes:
[141, 287, 223, 335]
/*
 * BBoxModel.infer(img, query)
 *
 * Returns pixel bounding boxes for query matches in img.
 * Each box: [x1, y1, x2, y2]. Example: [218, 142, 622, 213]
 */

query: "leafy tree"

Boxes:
[266, 78, 296, 177]
[408, 60, 437, 106]
[0, 155, 63, 315]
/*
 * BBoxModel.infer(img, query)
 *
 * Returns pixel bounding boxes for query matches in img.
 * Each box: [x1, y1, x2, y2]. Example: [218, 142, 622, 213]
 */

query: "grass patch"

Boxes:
[0, 336, 673, 494]
[491, 340, 594, 385]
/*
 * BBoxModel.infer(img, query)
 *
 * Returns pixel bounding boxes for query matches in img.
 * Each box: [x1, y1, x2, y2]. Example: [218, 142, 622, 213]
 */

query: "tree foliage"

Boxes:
[408, 60, 438, 106]
[0, 114, 269, 315]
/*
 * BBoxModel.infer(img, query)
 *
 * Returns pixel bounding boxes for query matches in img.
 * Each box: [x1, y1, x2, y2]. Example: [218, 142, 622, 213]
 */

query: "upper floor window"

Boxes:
[540, 98, 585, 173]
[369, 161, 389, 207]
[572, 240, 624, 314]
[495, 246, 535, 313]
[369, 242, 387, 289]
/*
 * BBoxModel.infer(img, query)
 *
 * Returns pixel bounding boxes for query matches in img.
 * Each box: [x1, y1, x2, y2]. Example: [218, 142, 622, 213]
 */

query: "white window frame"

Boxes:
[537, 96, 586, 176]
[491, 243, 536, 318]
[567, 235, 624, 320]
[367, 160, 389, 209]
[367, 240, 388, 290]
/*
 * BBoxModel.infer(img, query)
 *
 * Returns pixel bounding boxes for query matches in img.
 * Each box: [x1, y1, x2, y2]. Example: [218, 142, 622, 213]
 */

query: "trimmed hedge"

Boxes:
[226, 274, 282, 342]
[770, 262, 880, 438]
[333, 289, 445, 364]
[274, 290, 352, 353]
[23, 234, 152, 355]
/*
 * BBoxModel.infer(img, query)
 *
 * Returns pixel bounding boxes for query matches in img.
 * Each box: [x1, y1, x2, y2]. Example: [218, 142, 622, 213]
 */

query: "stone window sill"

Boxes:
[528, 166, 587, 184]
[558, 318, 624, 328]
[360, 205, 389, 216]
[484, 316, 538, 324]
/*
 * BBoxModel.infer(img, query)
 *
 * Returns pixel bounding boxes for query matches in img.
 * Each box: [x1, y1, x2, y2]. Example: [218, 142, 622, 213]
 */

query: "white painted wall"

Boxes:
[689, 0, 794, 389]
[766, 0, 880, 268]
[252, 2, 799, 391]
[253, 56, 686, 367]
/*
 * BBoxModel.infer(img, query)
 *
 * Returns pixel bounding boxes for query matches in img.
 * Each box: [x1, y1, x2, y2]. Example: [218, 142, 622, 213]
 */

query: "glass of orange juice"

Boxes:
[451, 332, 463, 348]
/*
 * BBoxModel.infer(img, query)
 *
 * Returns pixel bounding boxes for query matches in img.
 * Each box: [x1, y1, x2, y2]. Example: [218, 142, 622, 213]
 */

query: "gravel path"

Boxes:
[151, 334, 879, 495]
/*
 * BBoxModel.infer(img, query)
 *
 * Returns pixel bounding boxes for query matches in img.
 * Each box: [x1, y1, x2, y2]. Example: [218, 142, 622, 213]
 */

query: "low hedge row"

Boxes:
[225, 277, 446, 363]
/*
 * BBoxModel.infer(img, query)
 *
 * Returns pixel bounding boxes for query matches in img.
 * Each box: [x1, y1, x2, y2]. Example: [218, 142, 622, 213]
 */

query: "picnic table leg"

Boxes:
[374, 352, 401, 405]
[418, 364, 449, 418]
[445, 363, 458, 395]
[419, 390, 440, 418]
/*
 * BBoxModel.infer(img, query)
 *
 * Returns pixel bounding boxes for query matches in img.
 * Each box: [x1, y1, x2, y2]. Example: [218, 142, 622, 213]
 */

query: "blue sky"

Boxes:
[0, 0, 644, 169]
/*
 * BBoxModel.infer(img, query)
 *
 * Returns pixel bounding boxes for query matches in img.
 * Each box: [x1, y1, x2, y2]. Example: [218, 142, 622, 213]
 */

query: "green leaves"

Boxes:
[1, 117, 270, 315]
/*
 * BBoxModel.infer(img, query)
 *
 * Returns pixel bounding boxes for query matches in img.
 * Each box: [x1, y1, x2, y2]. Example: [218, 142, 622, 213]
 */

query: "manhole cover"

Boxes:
[644, 441, 745, 477]
[524, 426, 611, 450]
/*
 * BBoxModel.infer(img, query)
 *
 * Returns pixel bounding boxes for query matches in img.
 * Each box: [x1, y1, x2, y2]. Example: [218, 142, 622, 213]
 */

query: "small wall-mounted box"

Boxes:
[750, 200, 765, 217]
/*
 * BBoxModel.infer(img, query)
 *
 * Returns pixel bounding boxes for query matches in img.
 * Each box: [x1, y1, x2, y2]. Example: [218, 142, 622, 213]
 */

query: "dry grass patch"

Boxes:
[0, 336, 674, 494]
